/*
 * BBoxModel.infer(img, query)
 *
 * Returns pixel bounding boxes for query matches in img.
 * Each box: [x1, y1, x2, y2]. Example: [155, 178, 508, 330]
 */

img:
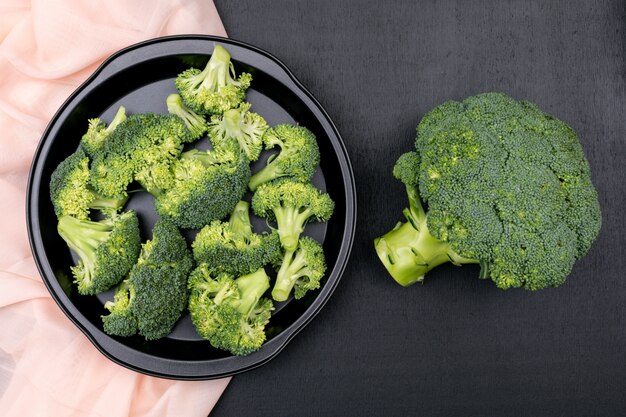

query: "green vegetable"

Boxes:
[166, 93, 208, 141]
[89, 113, 189, 197]
[208, 102, 268, 161]
[188, 265, 274, 356]
[252, 179, 334, 251]
[149, 143, 251, 229]
[175, 44, 251, 115]
[49, 149, 127, 220]
[102, 219, 194, 340]
[272, 236, 326, 302]
[248, 124, 320, 191]
[192, 200, 281, 276]
[80, 105, 127, 158]
[57, 211, 141, 295]
[374, 92, 602, 290]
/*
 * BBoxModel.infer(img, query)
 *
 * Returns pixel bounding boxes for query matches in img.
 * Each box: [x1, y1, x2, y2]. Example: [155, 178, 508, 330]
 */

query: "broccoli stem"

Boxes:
[248, 164, 282, 192]
[234, 269, 270, 314]
[374, 215, 478, 287]
[202, 45, 236, 90]
[229, 201, 252, 237]
[273, 206, 311, 251]
[57, 216, 113, 284]
[166, 94, 206, 138]
[89, 191, 128, 214]
[107, 106, 127, 133]
[272, 249, 307, 301]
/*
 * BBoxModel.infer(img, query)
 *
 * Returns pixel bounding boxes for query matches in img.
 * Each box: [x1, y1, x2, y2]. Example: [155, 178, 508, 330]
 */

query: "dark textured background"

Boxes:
[211, 1, 626, 416]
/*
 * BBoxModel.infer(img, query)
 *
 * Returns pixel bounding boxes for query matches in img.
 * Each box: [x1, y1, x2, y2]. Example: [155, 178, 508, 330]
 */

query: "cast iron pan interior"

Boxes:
[26, 35, 356, 380]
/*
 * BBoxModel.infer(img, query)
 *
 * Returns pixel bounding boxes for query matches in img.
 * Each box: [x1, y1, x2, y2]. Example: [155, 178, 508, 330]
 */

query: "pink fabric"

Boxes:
[0, 1, 231, 416]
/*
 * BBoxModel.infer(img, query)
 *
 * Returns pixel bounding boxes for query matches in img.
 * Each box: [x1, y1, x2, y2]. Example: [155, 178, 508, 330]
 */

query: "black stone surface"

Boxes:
[211, 1, 626, 416]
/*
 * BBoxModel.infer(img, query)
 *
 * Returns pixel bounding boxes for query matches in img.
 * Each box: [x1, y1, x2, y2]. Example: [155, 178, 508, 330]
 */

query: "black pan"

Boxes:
[26, 35, 356, 380]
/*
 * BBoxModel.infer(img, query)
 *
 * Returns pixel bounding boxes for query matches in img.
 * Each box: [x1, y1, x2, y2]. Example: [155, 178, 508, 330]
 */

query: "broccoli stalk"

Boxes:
[374, 180, 479, 286]
[166, 93, 207, 141]
[272, 237, 326, 302]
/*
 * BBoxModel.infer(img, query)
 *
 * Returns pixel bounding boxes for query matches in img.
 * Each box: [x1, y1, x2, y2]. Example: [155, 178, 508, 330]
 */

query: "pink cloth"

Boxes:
[0, 1, 231, 416]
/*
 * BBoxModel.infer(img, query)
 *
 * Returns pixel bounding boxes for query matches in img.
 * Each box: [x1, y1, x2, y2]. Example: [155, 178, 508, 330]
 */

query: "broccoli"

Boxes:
[374, 92, 602, 290]
[102, 219, 194, 340]
[80, 105, 126, 158]
[50, 149, 128, 220]
[192, 200, 281, 276]
[188, 265, 274, 356]
[248, 124, 321, 191]
[272, 236, 326, 302]
[208, 102, 268, 161]
[175, 44, 252, 115]
[90, 113, 189, 197]
[150, 144, 250, 229]
[57, 211, 141, 295]
[252, 179, 334, 251]
[166, 93, 208, 141]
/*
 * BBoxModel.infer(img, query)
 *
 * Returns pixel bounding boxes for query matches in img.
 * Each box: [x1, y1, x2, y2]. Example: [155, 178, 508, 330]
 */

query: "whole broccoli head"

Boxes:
[50, 149, 128, 220]
[192, 200, 281, 276]
[252, 179, 334, 252]
[188, 265, 274, 356]
[57, 211, 141, 295]
[272, 236, 327, 302]
[248, 124, 320, 191]
[102, 219, 194, 340]
[175, 44, 252, 115]
[153, 144, 250, 229]
[374, 92, 602, 290]
[208, 102, 269, 161]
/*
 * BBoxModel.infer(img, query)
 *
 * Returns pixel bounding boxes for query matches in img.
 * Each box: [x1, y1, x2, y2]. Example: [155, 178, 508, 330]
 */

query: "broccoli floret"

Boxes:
[49, 149, 128, 220]
[102, 219, 194, 340]
[252, 179, 334, 251]
[208, 102, 268, 161]
[188, 265, 274, 356]
[248, 124, 320, 191]
[90, 113, 189, 197]
[150, 144, 250, 229]
[102, 280, 137, 336]
[57, 211, 141, 295]
[175, 44, 252, 115]
[192, 201, 281, 276]
[80, 106, 126, 158]
[272, 237, 326, 302]
[166, 93, 208, 141]
[374, 92, 602, 290]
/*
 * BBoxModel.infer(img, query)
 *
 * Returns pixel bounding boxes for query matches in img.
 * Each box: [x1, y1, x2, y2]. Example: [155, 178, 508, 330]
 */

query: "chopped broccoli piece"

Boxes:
[166, 93, 208, 141]
[49, 149, 128, 220]
[252, 179, 334, 251]
[272, 236, 326, 302]
[150, 144, 250, 229]
[89, 113, 189, 197]
[188, 265, 274, 356]
[102, 219, 194, 340]
[374, 92, 602, 290]
[208, 102, 268, 161]
[192, 201, 281, 276]
[80, 105, 126, 158]
[248, 124, 320, 191]
[175, 44, 252, 115]
[57, 211, 141, 295]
